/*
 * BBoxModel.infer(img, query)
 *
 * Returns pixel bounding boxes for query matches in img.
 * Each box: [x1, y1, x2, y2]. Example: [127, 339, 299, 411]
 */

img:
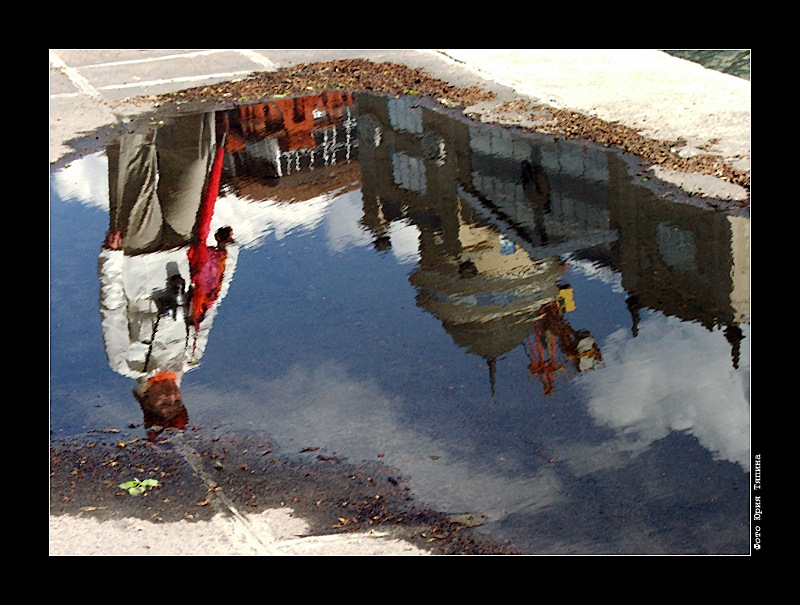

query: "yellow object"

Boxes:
[558, 287, 576, 313]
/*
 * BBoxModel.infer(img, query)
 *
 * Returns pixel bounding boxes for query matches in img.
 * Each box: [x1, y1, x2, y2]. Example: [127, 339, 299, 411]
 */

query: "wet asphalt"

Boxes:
[49, 49, 751, 556]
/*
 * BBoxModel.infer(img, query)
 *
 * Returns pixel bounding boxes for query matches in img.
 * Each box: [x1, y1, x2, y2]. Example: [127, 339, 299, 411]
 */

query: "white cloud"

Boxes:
[51, 152, 110, 209]
[578, 313, 750, 471]
[186, 360, 564, 522]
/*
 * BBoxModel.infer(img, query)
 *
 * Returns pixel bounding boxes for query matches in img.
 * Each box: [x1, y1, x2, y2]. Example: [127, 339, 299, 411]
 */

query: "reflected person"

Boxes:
[98, 113, 238, 439]
[521, 159, 551, 246]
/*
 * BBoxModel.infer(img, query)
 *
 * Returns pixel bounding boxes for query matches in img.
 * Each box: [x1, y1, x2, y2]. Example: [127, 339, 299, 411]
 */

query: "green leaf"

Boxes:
[119, 477, 160, 495]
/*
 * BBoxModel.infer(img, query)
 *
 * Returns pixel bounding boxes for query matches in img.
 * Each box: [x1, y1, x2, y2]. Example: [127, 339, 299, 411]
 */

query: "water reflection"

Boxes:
[51, 90, 750, 553]
[353, 91, 747, 387]
[98, 112, 237, 439]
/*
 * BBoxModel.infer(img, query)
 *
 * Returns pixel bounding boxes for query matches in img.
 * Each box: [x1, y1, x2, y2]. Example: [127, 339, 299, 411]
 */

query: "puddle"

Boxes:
[50, 91, 751, 554]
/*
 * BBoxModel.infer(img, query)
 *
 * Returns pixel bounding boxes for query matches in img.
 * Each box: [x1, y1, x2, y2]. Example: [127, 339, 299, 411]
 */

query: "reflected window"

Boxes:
[657, 221, 696, 272]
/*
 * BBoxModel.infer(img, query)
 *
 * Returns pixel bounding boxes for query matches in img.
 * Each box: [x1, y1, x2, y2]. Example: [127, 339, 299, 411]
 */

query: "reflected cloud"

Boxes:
[51, 152, 110, 209]
[186, 360, 564, 522]
[209, 192, 332, 249]
[386, 218, 421, 265]
[210, 187, 420, 266]
[323, 189, 373, 253]
[578, 313, 750, 471]
[564, 255, 625, 293]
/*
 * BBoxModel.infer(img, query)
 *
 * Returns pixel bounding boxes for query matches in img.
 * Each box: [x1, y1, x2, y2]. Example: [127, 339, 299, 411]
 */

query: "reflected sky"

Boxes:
[50, 92, 750, 554]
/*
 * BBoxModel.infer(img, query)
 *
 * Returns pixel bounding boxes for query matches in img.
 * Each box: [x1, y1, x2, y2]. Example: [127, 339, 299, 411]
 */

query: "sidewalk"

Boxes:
[50, 433, 432, 556]
[49, 49, 751, 556]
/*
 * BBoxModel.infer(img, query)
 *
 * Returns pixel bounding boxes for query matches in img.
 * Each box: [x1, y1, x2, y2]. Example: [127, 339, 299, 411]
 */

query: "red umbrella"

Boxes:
[187, 133, 228, 350]
[192, 132, 227, 258]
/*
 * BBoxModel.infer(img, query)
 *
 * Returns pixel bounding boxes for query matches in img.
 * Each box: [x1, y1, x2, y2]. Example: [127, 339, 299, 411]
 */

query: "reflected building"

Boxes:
[452, 99, 749, 373]
[219, 91, 360, 203]
[208, 90, 749, 386]
[605, 153, 750, 368]
[357, 92, 750, 373]
[354, 93, 604, 395]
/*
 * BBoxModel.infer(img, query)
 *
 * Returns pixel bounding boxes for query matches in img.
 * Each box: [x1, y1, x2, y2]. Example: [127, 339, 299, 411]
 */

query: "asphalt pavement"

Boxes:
[49, 49, 751, 556]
